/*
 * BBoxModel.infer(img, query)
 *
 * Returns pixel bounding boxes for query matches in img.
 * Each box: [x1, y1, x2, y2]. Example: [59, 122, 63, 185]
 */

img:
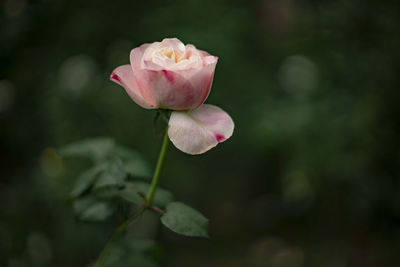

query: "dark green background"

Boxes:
[1, 0, 400, 266]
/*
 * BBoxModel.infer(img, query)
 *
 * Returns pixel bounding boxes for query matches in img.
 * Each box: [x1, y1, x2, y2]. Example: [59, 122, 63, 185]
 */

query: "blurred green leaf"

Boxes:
[101, 237, 159, 267]
[123, 158, 151, 178]
[73, 196, 114, 221]
[110, 145, 143, 160]
[59, 137, 115, 162]
[118, 182, 146, 206]
[93, 186, 121, 199]
[84, 249, 159, 267]
[62, 139, 152, 199]
[102, 244, 125, 267]
[111, 145, 152, 178]
[161, 202, 209, 238]
[93, 159, 126, 187]
[103, 253, 158, 267]
[71, 158, 128, 199]
[123, 254, 158, 267]
[119, 181, 173, 208]
[70, 163, 107, 198]
[125, 238, 157, 253]
[92, 158, 127, 198]
[133, 182, 173, 208]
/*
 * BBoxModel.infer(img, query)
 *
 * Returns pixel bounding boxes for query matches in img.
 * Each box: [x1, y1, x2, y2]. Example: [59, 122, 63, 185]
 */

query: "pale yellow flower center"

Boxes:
[143, 38, 202, 70]
[156, 47, 186, 63]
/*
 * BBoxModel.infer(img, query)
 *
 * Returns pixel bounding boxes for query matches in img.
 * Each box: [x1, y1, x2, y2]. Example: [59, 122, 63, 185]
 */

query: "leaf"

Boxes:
[125, 238, 157, 253]
[102, 245, 125, 267]
[161, 202, 209, 238]
[93, 186, 121, 198]
[119, 181, 173, 208]
[92, 158, 127, 198]
[104, 253, 158, 267]
[110, 145, 142, 160]
[101, 237, 160, 267]
[124, 254, 159, 267]
[70, 164, 107, 198]
[59, 137, 115, 162]
[94, 159, 126, 186]
[84, 252, 159, 267]
[123, 159, 151, 178]
[73, 196, 114, 221]
[118, 182, 146, 206]
[133, 182, 173, 208]
[111, 145, 151, 178]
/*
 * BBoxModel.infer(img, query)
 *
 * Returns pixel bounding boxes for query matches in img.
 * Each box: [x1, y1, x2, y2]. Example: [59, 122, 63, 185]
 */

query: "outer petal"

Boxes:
[132, 47, 199, 110]
[110, 65, 157, 109]
[186, 59, 217, 108]
[168, 104, 234, 155]
[132, 68, 205, 110]
[131, 43, 151, 69]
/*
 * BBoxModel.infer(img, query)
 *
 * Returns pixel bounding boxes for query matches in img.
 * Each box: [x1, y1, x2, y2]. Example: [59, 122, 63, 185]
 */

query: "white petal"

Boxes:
[168, 104, 234, 155]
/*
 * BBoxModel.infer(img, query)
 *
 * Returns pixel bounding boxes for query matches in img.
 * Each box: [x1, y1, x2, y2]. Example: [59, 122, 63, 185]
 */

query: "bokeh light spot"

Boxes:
[58, 55, 98, 95]
[39, 148, 63, 177]
[279, 55, 318, 99]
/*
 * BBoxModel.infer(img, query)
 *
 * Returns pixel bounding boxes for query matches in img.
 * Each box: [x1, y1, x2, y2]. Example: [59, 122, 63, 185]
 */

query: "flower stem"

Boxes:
[95, 128, 169, 267]
[146, 128, 169, 206]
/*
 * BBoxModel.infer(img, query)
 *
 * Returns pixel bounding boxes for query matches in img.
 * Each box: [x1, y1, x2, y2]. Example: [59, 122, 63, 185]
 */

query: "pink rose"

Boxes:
[111, 38, 234, 154]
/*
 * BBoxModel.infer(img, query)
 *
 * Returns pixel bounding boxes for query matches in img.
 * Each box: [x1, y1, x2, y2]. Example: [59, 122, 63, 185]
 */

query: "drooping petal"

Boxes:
[110, 65, 157, 109]
[168, 104, 234, 155]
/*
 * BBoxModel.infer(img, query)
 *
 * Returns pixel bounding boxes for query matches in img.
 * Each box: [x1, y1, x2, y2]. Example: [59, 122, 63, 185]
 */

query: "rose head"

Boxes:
[111, 38, 234, 154]
[111, 38, 218, 110]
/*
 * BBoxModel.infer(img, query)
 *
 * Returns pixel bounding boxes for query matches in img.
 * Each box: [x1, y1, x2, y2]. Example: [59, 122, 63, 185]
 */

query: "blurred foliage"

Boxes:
[1, 0, 400, 266]
[38, 136, 206, 265]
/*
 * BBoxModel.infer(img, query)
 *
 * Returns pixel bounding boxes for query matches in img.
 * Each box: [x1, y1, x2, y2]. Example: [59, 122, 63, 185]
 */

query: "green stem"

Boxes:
[146, 128, 169, 206]
[95, 127, 169, 267]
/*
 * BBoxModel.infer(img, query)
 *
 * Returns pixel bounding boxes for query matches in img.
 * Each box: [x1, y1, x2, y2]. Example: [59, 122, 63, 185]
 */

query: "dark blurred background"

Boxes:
[1, 0, 400, 266]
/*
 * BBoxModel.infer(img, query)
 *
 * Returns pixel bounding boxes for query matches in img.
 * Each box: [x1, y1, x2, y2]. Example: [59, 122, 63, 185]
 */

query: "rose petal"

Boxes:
[132, 67, 206, 110]
[131, 43, 150, 69]
[130, 45, 161, 105]
[202, 55, 218, 65]
[187, 59, 217, 108]
[131, 61, 217, 110]
[168, 104, 234, 155]
[160, 38, 186, 52]
[142, 40, 202, 71]
[133, 46, 197, 110]
[129, 40, 218, 110]
[110, 65, 157, 109]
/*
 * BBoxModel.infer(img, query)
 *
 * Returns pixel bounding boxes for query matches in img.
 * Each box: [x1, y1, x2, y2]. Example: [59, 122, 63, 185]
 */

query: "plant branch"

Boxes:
[146, 128, 169, 206]
[95, 127, 169, 267]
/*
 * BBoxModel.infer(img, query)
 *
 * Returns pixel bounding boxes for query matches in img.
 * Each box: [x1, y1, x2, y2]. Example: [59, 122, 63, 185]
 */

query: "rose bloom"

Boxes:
[111, 38, 234, 154]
